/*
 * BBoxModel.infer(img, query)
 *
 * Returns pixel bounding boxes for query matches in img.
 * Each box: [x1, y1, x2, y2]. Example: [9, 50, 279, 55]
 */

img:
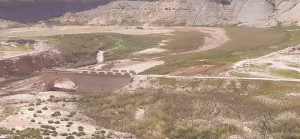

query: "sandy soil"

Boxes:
[225, 45, 300, 78]
[134, 48, 167, 55]
[111, 59, 164, 73]
[0, 91, 133, 139]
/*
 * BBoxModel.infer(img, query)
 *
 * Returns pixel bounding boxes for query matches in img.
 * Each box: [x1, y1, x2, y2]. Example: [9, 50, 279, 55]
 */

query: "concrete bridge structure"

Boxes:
[41, 68, 136, 92]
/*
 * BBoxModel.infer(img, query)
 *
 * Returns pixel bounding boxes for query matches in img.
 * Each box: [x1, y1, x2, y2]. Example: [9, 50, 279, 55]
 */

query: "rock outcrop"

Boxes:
[56, 0, 300, 27]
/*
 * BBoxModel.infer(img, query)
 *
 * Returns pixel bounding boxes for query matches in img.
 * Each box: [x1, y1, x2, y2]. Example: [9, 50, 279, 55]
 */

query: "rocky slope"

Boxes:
[56, 0, 300, 27]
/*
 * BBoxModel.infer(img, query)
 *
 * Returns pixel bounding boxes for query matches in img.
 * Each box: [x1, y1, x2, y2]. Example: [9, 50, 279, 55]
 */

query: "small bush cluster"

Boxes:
[51, 111, 61, 117]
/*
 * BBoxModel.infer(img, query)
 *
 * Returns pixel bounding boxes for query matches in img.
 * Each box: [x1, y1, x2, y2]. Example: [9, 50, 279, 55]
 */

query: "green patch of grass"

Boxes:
[43, 33, 163, 61]
[105, 34, 162, 59]
[271, 69, 300, 79]
[161, 31, 205, 52]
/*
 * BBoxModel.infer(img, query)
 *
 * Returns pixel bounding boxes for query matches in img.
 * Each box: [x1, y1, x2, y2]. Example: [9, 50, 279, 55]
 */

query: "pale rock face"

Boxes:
[48, 0, 300, 27]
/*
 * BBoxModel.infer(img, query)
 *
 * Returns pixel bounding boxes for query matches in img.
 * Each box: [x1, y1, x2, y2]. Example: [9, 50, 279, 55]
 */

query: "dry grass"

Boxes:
[143, 27, 295, 75]
[271, 69, 300, 79]
[78, 91, 244, 139]
[78, 78, 300, 138]
[0, 107, 19, 122]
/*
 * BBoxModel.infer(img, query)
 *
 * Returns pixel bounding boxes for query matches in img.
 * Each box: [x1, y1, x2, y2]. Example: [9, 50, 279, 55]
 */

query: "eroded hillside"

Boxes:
[54, 0, 300, 27]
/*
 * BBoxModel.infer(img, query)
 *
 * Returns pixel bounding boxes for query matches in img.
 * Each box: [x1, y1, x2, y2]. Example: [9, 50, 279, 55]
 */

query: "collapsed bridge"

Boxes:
[41, 68, 136, 92]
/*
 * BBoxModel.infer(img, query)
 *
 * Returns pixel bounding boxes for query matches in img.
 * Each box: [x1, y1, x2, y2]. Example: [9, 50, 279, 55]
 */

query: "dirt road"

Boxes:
[144, 74, 300, 82]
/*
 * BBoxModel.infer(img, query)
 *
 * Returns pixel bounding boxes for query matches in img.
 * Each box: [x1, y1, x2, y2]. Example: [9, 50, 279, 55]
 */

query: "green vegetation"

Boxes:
[160, 31, 205, 52]
[143, 27, 299, 75]
[271, 69, 300, 79]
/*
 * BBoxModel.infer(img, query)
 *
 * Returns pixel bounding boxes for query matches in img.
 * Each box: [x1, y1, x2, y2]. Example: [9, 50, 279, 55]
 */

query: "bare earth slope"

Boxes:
[55, 0, 300, 27]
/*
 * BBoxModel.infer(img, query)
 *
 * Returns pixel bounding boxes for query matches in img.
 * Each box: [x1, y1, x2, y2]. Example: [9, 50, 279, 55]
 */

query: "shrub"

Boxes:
[33, 113, 37, 117]
[49, 126, 56, 131]
[29, 103, 35, 106]
[61, 133, 68, 136]
[28, 107, 35, 111]
[38, 122, 42, 124]
[72, 131, 77, 135]
[42, 107, 48, 110]
[48, 120, 54, 124]
[41, 125, 48, 128]
[66, 135, 75, 139]
[42, 130, 50, 135]
[66, 124, 71, 127]
[55, 121, 60, 124]
[31, 119, 35, 122]
[100, 130, 106, 134]
[70, 112, 76, 115]
[78, 126, 84, 131]
[77, 132, 86, 136]
[66, 115, 73, 118]
[44, 137, 50, 139]
[68, 122, 73, 125]
[51, 111, 61, 117]
[36, 110, 42, 113]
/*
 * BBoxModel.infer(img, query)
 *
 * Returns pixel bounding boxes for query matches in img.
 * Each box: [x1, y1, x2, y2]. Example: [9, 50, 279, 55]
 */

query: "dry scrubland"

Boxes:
[78, 77, 300, 139]
[2, 26, 300, 139]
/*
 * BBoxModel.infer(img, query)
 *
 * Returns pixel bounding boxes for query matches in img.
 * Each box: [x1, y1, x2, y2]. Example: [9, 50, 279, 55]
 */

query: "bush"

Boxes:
[49, 126, 56, 131]
[66, 135, 75, 139]
[33, 113, 37, 117]
[78, 126, 84, 131]
[55, 121, 60, 124]
[77, 131, 86, 136]
[100, 130, 106, 134]
[31, 119, 35, 122]
[36, 110, 42, 113]
[48, 120, 54, 124]
[72, 131, 77, 135]
[28, 107, 35, 111]
[66, 124, 71, 127]
[42, 107, 48, 110]
[38, 122, 42, 124]
[68, 122, 73, 125]
[51, 111, 61, 117]
[61, 133, 68, 136]
[70, 112, 76, 115]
